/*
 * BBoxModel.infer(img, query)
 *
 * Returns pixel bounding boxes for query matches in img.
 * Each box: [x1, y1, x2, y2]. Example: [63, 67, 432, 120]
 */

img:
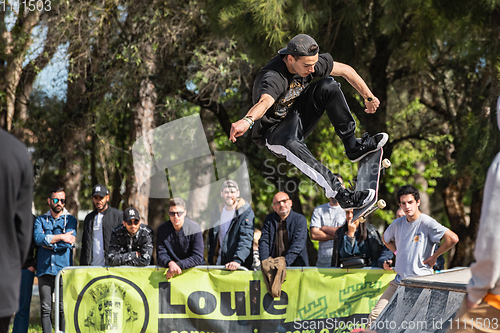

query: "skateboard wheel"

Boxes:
[358, 217, 366, 223]
[382, 159, 391, 169]
[377, 199, 386, 209]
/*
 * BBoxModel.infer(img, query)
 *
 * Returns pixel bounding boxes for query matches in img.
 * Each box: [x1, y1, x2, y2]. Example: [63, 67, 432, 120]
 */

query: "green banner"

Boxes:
[63, 267, 395, 333]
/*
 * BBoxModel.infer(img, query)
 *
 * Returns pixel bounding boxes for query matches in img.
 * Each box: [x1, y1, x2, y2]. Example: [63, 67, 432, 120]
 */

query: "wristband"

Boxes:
[365, 96, 375, 103]
[242, 116, 254, 129]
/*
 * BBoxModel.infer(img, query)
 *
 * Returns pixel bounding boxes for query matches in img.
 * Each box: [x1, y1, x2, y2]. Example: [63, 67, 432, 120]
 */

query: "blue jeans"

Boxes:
[12, 268, 35, 333]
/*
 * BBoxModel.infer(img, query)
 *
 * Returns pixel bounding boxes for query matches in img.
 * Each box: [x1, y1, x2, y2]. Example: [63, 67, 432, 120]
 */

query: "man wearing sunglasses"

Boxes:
[80, 184, 123, 266]
[107, 207, 153, 266]
[208, 180, 255, 270]
[33, 187, 77, 333]
[157, 198, 204, 279]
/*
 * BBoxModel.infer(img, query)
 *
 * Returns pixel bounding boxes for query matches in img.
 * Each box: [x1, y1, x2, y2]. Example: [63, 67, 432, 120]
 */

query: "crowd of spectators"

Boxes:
[5, 172, 459, 332]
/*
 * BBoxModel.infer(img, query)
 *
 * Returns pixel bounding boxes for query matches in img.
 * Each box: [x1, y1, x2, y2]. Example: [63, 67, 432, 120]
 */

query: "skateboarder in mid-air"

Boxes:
[229, 34, 388, 210]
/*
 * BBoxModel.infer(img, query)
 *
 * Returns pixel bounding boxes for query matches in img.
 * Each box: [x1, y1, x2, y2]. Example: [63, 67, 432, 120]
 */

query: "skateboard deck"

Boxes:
[352, 148, 389, 222]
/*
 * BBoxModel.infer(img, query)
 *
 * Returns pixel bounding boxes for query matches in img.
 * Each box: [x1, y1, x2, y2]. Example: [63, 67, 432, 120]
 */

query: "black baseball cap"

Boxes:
[278, 34, 319, 57]
[92, 184, 109, 197]
[123, 207, 140, 222]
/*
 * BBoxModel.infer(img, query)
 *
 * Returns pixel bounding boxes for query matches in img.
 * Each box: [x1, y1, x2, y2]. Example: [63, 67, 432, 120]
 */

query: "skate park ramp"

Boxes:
[372, 268, 470, 333]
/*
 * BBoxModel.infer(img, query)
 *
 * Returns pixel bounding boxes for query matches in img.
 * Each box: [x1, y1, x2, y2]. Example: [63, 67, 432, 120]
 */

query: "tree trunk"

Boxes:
[441, 176, 471, 268]
[415, 161, 430, 215]
[186, 109, 218, 229]
[58, 53, 88, 218]
[0, 9, 41, 130]
[14, 19, 57, 131]
[449, 187, 481, 268]
[128, 77, 157, 224]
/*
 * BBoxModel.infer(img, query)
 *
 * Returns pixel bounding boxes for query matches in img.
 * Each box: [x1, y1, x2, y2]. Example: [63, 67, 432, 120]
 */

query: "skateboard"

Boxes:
[352, 148, 391, 223]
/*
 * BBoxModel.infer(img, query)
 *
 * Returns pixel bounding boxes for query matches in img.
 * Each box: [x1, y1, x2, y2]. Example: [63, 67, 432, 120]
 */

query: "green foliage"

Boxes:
[13, 0, 500, 268]
[188, 41, 251, 104]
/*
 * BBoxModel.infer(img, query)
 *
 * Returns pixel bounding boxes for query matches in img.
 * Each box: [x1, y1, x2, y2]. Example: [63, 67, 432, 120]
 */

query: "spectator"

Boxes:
[310, 174, 347, 267]
[447, 99, 500, 333]
[80, 184, 123, 266]
[395, 204, 444, 270]
[331, 210, 393, 269]
[396, 207, 405, 218]
[107, 207, 153, 266]
[157, 198, 204, 279]
[208, 180, 255, 270]
[368, 185, 459, 324]
[34, 187, 77, 333]
[12, 215, 38, 333]
[0, 129, 33, 333]
[252, 229, 262, 271]
[259, 192, 309, 267]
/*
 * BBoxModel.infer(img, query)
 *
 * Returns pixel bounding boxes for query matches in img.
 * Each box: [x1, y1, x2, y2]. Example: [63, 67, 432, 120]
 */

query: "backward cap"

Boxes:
[278, 34, 319, 57]
[221, 180, 239, 192]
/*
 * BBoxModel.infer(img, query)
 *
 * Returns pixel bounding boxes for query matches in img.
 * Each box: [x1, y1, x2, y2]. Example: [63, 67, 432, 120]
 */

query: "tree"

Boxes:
[206, 0, 500, 266]
[0, 1, 57, 133]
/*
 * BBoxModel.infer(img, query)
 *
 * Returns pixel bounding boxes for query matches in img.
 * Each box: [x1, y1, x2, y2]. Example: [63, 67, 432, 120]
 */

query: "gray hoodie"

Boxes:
[467, 96, 500, 304]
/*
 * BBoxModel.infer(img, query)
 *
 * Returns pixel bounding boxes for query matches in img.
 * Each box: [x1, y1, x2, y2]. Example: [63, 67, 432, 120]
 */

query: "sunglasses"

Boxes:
[168, 211, 184, 217]
[126, 220, 140, 226]
[52, 198, 66, 204]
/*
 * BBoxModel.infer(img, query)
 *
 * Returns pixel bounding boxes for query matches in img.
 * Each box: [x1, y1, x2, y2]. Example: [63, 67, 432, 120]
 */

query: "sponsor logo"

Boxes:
[74, 276, 149, 333]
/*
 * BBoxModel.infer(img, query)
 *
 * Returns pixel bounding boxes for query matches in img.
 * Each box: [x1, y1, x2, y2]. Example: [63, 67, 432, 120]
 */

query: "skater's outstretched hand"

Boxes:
[230, 94, 275, 143]
[230, 119, 250, 143]
[364, 96, 380, 114]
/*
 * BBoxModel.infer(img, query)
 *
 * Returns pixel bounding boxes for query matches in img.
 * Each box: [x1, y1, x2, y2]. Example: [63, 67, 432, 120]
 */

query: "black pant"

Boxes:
[0, 316, 12, 333]
[265, 77, 355, 198]
[38, 274, 64, 333]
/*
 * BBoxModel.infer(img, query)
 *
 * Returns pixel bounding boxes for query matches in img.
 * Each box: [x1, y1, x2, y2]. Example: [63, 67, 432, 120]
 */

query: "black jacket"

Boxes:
[331, 223, 393, 268]
[80, 206, 123, 265]
[107, 224, 154, 266]
[207, 199, 255, 269]
[0, 129, 33, 317]
[156, 218, 205, 269]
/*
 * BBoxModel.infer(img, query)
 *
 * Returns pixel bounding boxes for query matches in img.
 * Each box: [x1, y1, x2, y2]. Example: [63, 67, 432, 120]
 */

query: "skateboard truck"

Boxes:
[357, 199, 386, 223]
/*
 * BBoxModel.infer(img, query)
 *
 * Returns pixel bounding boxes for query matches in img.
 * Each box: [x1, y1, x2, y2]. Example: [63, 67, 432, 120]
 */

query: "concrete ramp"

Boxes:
[373, 268, 470, 333]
